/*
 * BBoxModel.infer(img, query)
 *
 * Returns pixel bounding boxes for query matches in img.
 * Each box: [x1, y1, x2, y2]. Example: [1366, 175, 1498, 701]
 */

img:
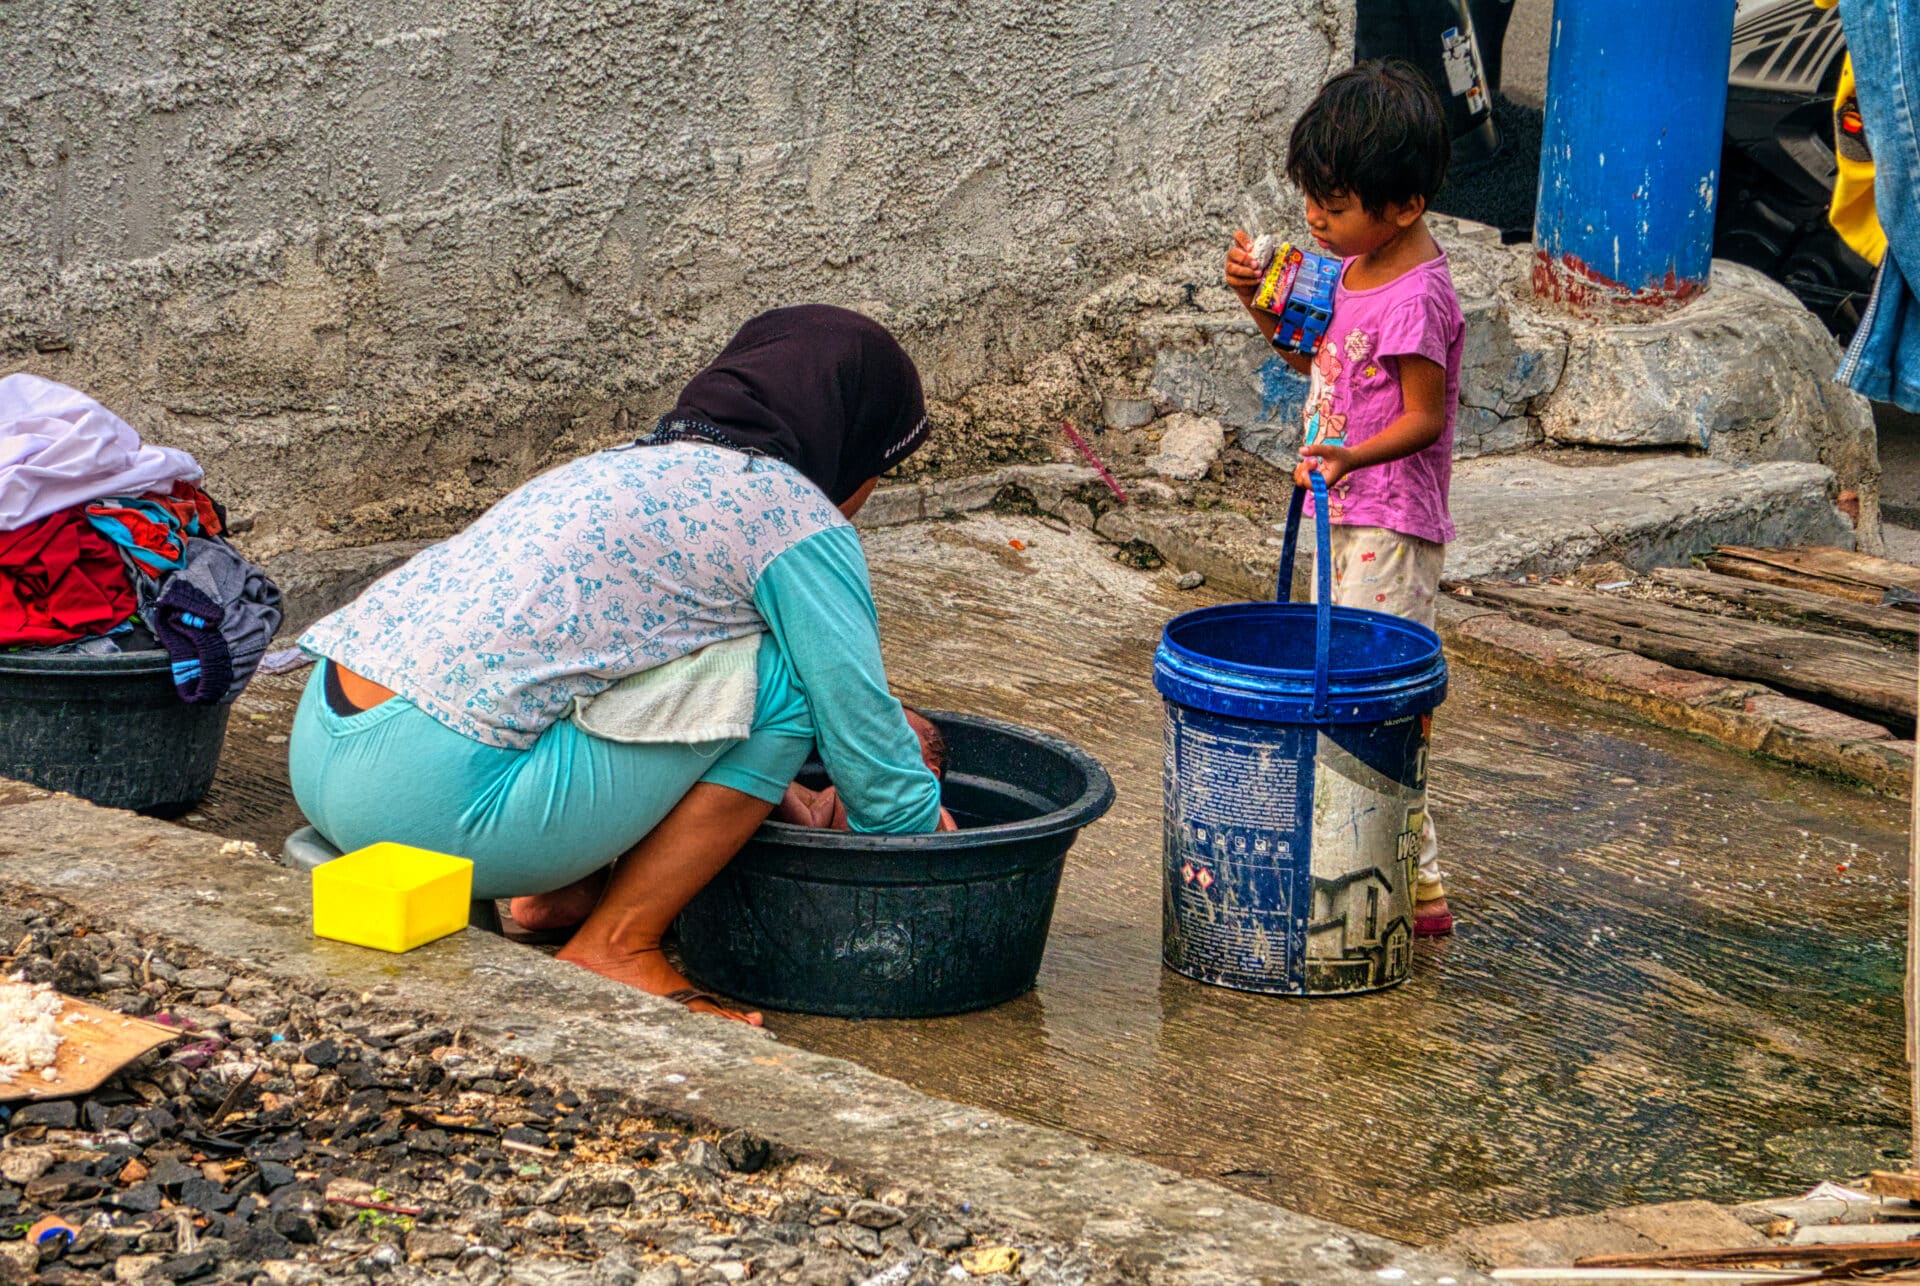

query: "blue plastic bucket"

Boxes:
[1154, 475, 1448, 995]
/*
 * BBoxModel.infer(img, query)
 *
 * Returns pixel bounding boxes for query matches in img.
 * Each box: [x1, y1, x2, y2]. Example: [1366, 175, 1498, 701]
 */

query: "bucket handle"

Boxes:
[1275, 472, 1333, 719]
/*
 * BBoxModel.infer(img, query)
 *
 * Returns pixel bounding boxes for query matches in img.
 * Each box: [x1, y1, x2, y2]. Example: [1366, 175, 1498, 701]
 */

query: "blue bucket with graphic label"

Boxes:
[1154, 474, 1447, 995]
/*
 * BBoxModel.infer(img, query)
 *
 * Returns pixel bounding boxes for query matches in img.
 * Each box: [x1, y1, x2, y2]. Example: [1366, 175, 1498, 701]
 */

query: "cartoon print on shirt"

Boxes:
[1317, 330, 1380, 518]
[1315, 342, 1343, 384]
[1304, 345, 1348, 447]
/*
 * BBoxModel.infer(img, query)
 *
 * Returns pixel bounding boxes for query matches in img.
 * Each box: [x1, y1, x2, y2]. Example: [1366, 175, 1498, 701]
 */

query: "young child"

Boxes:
[1223, 59, 1466, 936]
[775, 707, 958, 831]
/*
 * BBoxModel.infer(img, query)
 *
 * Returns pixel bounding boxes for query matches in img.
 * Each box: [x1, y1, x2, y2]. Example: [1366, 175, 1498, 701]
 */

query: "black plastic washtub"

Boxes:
[0, 650, 230, 817]
[675, 710, 1115, 1018]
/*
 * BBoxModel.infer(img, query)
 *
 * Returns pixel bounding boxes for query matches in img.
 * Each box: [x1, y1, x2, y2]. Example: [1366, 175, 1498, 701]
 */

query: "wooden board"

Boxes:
[1871, 1171, 1920, 1202]
[0, 995, 178, 1104]
[1706, 545, 1920, 606]
[1462, 580, 1917, 729]
[1577, 1241, 1920, 1269]
[1649, 568, 1920, 649]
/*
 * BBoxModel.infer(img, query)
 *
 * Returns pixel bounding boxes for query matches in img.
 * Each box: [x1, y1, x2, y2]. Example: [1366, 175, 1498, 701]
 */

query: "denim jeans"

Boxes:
[1836, 0, 1920, 412]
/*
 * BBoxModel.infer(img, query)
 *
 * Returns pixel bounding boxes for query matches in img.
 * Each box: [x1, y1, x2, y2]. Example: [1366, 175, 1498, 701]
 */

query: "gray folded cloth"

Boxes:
[138, 536, 282, 704]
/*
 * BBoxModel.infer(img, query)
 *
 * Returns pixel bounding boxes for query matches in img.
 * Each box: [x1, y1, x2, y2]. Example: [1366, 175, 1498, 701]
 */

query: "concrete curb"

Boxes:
[0, 787, 1488, 1286]
[1435, 598, 1913, 798]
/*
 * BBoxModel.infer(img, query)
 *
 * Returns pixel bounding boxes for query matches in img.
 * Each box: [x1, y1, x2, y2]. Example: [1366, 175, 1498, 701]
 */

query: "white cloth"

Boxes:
[570, 634, 761, 744]
[0, 374, 202, 531]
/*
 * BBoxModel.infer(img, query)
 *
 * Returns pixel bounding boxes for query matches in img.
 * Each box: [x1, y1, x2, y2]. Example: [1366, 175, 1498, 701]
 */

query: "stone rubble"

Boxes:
[0, 900, 1104, 1286]
[1142, 415, 1225, 483]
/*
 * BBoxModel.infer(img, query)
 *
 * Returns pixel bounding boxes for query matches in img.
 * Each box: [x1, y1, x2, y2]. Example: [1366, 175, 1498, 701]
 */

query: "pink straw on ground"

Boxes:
[1059, 420, 1129, 504]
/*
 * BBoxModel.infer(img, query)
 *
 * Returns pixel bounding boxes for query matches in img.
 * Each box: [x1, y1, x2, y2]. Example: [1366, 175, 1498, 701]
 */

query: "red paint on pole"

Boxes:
[1530, 249, 1706, 317]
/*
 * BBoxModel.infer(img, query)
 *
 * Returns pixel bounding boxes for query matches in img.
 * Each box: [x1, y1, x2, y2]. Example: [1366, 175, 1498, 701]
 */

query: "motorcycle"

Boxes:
[1717, 0, 1874, 338]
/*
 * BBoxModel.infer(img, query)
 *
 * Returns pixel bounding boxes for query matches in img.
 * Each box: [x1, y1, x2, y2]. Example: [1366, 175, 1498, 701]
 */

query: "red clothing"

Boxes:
[0, 509, 137, 646]
[156, 480, 224, 538]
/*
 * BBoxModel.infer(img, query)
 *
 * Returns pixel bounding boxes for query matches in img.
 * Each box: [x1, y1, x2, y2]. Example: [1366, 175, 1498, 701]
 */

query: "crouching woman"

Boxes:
[289, 307, 946, 1025]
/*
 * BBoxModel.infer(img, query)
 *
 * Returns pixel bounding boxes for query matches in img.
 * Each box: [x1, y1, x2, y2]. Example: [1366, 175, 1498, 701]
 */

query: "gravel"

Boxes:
[0, 897, 1107, 1285]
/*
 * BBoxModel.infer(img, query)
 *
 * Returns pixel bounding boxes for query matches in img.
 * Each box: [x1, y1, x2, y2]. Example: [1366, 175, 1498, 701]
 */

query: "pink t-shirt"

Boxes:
[1301, 252, 1464, 545]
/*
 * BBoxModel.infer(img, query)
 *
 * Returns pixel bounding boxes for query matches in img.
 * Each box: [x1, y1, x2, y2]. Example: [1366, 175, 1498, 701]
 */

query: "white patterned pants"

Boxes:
[1312, 524, 1448, 901]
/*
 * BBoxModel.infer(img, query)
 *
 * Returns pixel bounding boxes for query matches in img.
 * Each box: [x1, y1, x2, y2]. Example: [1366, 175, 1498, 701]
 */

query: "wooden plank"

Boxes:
[1463, 581, 1916, 728]
[1708, 545, 1920, 605]
[1492, 1271, 1818, 1282]
[1577, 1240, 1920, 1269]
[1718, 545, 1920, 592]
[1651, 568, 1920, 648]
[1912, 630, 1920, 1172]
[1872, 1171, 1920, 1202]
[0, 995, 178, 1103]
[1702, 553, 1888, 604]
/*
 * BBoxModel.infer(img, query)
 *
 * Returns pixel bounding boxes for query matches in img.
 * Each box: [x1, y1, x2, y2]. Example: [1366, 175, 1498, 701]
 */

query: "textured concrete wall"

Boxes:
[0, 0, 1347, 554]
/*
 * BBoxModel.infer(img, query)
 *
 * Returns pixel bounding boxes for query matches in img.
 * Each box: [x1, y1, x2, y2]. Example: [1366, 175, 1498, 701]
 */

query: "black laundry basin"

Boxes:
[0, 650, 229, 817]
[675, 711, 1115, 1018]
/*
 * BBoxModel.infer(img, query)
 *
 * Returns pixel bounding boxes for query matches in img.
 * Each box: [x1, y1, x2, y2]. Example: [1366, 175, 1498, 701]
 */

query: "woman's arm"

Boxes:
[752, 527, 943, 834]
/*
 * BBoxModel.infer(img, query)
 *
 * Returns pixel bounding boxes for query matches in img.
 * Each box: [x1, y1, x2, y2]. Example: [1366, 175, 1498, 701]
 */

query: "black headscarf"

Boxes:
[659, 305, 929, 505]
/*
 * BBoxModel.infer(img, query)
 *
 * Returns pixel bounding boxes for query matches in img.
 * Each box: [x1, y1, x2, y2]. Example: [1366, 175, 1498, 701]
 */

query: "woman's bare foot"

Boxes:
[555, 941, 763, 1026]
[509, 868, 610, 933]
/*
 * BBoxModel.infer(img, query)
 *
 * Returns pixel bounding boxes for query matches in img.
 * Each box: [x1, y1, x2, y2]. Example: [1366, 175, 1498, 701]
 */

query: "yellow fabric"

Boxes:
[1830, 53, 1888, 266]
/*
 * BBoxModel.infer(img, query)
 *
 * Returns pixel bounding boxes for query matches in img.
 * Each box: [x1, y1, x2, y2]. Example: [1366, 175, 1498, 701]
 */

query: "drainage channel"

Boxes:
[175, 517, 1914, 1248]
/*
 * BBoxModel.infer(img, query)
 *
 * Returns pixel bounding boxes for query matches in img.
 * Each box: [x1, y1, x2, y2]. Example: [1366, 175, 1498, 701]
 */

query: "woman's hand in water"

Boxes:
[937, 807, 959, 832]
[774, 782, 836, 828]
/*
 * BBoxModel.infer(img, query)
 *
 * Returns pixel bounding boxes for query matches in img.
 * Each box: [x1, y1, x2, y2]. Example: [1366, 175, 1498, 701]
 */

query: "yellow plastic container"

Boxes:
[311, 842, 474, 953]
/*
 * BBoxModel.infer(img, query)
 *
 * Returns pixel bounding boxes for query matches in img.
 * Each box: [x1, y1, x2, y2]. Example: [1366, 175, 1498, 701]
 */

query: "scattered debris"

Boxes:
[959, 1245, 1021, 1275]
[0, 978, 65, 1084]
[0, 897, 1077, 1284]
[1100, 394, 1156, 431]
[256, 648, 316, 676]
[1109, 539, 1164, 571]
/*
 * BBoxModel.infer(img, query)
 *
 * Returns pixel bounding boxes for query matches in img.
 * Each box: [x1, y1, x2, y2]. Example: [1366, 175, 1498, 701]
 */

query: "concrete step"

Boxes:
[850, 452, 1855, 596]
[1064, 450, 1854, 592]
[1447, 452, 1854, 581]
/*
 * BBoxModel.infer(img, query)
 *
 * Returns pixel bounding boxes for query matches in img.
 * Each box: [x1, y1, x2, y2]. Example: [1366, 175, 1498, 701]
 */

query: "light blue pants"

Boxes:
[287, 636, 813, 899]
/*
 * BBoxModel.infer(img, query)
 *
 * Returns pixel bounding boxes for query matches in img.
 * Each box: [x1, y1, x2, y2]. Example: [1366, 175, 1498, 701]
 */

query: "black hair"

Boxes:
[1286, 59, 1451, 218]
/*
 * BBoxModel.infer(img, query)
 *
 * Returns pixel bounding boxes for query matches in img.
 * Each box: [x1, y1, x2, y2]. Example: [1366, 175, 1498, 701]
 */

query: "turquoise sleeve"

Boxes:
[752, 527, 943, 834]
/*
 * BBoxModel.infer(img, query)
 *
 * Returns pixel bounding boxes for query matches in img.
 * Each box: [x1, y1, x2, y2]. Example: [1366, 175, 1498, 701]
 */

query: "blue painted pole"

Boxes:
[1532, 2, 1738, 314]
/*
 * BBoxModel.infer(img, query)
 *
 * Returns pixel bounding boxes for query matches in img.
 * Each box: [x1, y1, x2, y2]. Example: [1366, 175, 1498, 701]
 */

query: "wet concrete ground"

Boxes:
[193, 514, 1913, 1247]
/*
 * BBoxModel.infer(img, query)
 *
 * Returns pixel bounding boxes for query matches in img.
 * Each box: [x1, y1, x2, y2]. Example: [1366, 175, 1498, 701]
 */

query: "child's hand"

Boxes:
[1225, 229, 1263, 300]
[937, 807, 959, 833]
[1294, 442, 1356, 489]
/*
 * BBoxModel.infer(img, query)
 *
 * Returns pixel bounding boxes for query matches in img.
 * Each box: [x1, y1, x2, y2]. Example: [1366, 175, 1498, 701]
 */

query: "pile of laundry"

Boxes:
[0, 374, 281, 704]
